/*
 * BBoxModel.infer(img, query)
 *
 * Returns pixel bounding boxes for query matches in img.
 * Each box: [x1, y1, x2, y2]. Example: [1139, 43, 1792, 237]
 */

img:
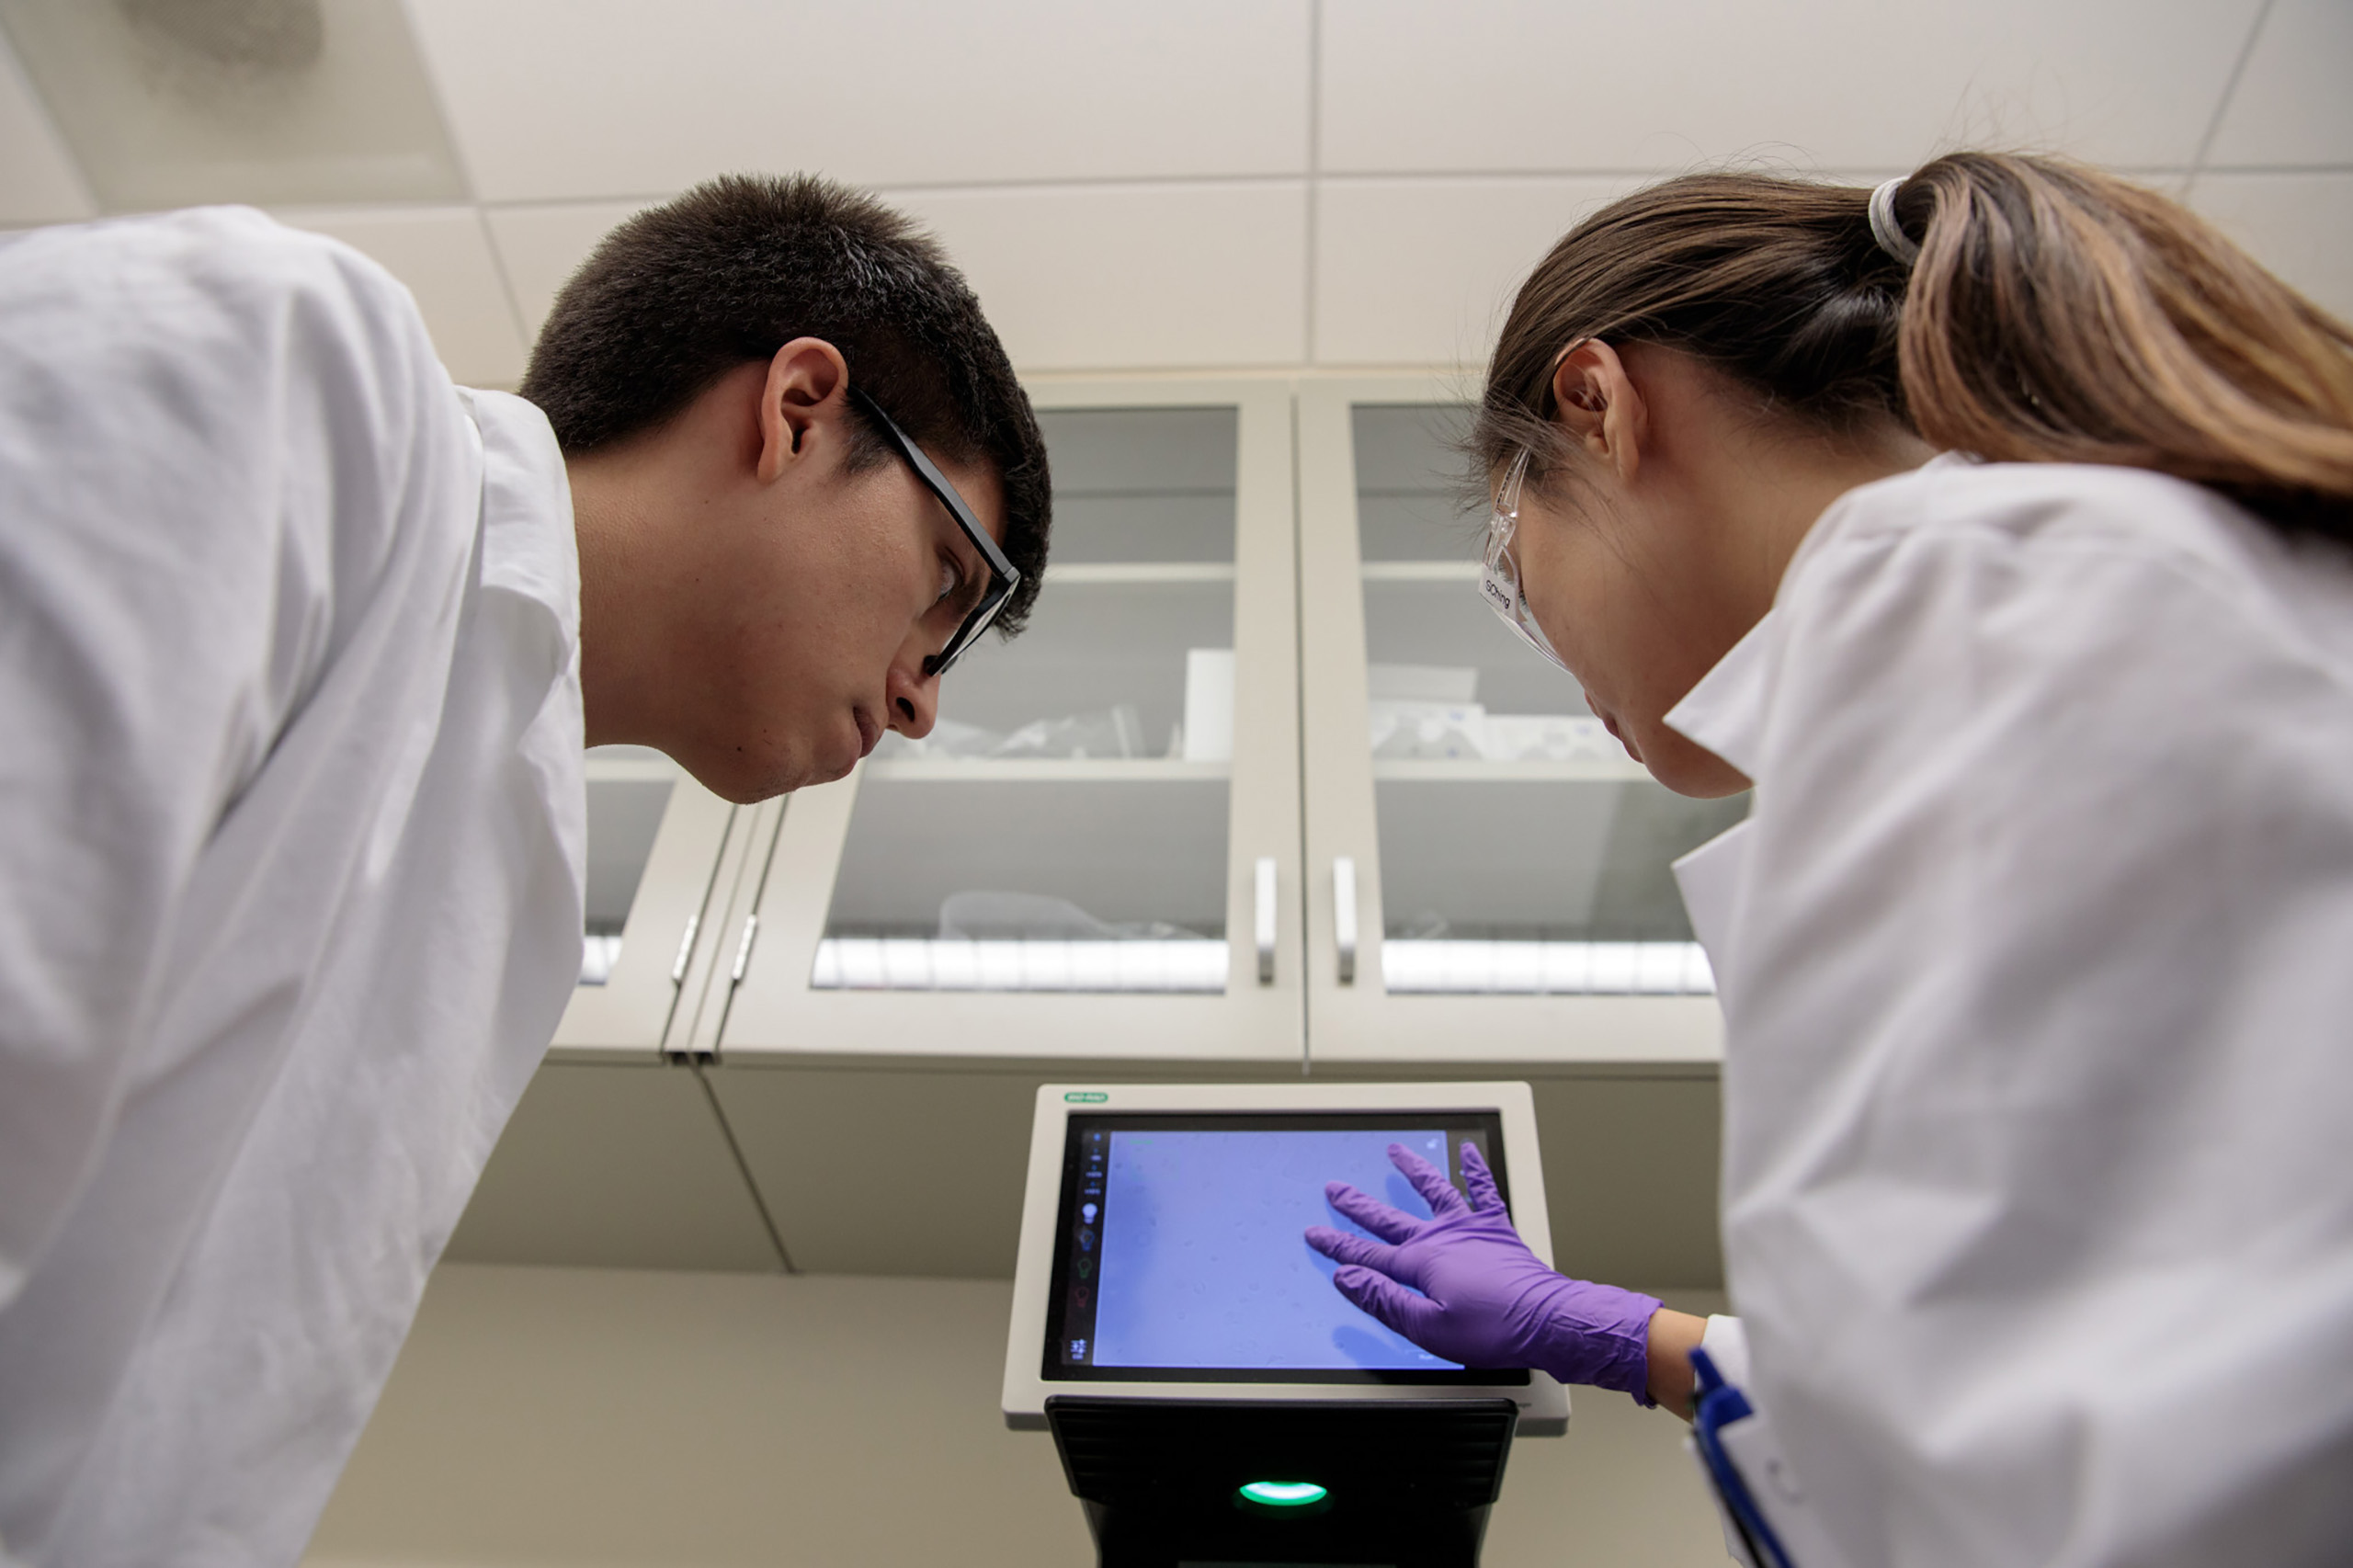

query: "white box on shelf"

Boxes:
[1182, 648, 1235, 763]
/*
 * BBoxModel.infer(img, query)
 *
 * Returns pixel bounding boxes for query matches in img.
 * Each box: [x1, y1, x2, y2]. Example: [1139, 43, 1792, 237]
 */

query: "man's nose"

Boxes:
[886, 660, 939, 738]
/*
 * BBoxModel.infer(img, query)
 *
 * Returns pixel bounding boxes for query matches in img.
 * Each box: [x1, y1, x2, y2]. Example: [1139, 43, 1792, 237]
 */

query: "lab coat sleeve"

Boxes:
[1718, 495, 2353, 1566]
[0, 210, 453, 1308]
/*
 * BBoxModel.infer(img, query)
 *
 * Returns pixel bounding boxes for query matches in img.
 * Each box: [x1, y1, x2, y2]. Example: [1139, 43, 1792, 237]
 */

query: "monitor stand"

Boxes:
[1046, 1396, 1521, 1567]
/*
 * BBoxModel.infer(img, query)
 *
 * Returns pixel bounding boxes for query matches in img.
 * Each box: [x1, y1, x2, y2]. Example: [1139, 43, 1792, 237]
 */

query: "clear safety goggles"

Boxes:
[1479, 450, 1568, 670]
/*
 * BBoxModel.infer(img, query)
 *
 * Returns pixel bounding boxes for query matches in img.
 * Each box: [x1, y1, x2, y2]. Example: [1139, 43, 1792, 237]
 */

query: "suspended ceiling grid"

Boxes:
[0, 1, 2346, 386]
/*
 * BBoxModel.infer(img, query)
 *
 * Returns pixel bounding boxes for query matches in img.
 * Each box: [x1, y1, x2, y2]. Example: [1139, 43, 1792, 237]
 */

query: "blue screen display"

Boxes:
[1084, 1127, 1462, 1372]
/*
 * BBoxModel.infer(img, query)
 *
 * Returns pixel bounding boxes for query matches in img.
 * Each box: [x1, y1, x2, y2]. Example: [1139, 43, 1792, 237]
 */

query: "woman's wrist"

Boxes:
[1643, 1307, 1710, 1419]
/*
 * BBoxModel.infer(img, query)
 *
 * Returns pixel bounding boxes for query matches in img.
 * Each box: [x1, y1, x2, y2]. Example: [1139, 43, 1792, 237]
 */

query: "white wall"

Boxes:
[305, 1265, 1734, 1568]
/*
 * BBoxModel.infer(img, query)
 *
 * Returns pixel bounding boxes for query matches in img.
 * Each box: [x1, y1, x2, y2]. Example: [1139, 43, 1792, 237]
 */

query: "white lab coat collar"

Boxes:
[463, 387, 582, 649]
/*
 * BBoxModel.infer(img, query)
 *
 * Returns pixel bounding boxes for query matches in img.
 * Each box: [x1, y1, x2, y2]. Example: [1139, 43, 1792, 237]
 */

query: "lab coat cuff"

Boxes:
[1699, 1313, 1750, 1388]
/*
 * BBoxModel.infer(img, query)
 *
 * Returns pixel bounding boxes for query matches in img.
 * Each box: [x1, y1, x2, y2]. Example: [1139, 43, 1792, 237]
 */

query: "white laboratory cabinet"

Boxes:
[465, 374, 1729, 1283]
[548, 373, 1742, 1070]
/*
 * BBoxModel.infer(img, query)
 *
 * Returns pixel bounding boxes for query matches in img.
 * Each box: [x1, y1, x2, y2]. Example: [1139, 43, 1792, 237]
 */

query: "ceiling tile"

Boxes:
[2190, 171, 2353, 323]
[489, 183, 1313, 373]
[410, 0, 1311, 204]
[276, 205, 529, 387]
[2203, 0, 2353, 167]
[1321, 0, 2264, 176]
[0, 24, 93, 223]
[1, 0, 465, 211]
[896, 182, 1308, 370]
[1315, 176, 1639, 367]
[484, 200, 651, 341]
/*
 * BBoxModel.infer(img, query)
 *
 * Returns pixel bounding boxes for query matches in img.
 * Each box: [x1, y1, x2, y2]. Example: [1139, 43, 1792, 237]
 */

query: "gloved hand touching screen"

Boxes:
[1305, 1142, 1663, 1404]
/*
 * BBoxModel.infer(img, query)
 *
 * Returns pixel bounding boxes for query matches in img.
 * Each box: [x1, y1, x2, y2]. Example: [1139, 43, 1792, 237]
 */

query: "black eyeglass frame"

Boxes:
[847, 384, 1019, 677]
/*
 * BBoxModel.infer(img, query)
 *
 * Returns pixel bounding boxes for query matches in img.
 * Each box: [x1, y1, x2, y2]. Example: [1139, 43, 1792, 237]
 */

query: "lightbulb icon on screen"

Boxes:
[1082, 1203, 1098, 1223]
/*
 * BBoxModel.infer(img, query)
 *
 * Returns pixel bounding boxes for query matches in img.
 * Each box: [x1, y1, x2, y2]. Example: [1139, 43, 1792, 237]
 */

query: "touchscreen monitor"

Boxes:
[1042, 1111, 1525, 1385]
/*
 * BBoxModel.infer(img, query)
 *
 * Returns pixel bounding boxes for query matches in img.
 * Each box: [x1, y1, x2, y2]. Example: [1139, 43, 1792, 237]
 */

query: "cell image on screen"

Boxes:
[1086, 1127, 1461, 1373]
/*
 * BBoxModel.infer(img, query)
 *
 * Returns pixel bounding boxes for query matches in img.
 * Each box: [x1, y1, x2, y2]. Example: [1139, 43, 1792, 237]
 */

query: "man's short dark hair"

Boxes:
[520, 173, 1050, 632]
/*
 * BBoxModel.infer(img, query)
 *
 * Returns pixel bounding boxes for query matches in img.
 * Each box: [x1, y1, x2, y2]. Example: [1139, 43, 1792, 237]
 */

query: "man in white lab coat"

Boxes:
[0, 174, 1050, 1568]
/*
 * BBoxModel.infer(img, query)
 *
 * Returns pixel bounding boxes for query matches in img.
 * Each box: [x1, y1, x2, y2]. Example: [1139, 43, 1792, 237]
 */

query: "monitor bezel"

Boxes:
[1002, 1082, 1568, 1433]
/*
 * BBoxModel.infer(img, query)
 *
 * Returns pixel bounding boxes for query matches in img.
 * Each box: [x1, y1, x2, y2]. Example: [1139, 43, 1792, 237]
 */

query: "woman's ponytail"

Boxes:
[1889, 153, 2353, 540]
[1476, 153, 2353, 543]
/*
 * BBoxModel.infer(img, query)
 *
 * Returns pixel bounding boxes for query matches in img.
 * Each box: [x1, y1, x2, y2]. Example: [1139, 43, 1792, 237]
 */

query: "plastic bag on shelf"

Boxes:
[992, 702, 1146, 760]
[1480, 713, 1620, 763]
[1369, 699, 1488, 759]
[1367, 702, 1622, 763]
[874, 703, 1146, 761]
[883, 718, 999, 758]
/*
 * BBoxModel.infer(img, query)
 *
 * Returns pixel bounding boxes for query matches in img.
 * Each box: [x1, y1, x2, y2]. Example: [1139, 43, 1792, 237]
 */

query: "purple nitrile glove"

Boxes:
[1304, 1142, 1663, 1404]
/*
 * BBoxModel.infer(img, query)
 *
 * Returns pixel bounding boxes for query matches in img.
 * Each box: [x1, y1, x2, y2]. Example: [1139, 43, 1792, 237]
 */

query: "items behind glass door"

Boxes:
[877, 704, 1152, 762]
[1376, 780, 1746, 996]
[873, 646, 1238, 765]
[1367, 663, 1618, 765]
[813, 886, 1228, 994]
[818, 773, 1233, 995]
[824, 637, 1239, 994]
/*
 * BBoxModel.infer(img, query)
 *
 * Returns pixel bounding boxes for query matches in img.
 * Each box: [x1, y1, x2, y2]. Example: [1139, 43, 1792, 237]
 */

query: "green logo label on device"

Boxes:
[1063, 1091, 1109, 1103]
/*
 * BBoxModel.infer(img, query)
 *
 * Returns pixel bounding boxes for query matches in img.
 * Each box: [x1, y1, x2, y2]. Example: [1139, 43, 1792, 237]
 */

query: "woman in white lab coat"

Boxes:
[1309, 153, 2353, 1564]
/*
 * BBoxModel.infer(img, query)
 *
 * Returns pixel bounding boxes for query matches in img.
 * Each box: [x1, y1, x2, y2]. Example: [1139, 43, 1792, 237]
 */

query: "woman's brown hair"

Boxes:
[1474, 153, 2353, 541]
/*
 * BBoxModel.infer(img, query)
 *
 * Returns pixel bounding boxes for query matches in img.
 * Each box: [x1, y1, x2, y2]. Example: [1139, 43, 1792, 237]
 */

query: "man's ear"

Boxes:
[755, 337, 852, 484]
[1550, 339, 1646, 484]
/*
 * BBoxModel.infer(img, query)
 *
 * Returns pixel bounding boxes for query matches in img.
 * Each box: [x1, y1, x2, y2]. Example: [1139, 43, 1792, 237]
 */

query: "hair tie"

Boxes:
[1869, 177, 1921, 266]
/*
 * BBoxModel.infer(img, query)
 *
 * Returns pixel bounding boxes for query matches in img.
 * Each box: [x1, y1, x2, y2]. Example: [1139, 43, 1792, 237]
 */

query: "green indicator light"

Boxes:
[1237, 1481, 1328, 1508]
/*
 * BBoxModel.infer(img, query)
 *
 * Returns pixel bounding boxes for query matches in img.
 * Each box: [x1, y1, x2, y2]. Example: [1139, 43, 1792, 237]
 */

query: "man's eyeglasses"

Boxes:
[847, 384, 1018, 678]
[1480, 449, 1568, 670]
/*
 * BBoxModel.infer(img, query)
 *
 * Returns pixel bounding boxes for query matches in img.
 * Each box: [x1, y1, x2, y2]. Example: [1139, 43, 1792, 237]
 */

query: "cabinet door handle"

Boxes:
[1333, 856, 1358, 986]
[1254, 857, 1278, 984]
[669, 912, 701, 986]
[730, 913, 760, 985]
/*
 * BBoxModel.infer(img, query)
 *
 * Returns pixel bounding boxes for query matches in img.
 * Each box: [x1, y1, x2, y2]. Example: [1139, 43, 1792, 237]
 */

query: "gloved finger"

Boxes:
[1387, 1142, 1471, 1220]
[1304, 1224, 1401, 1277]
[1461, 1142, 1506, 1213]
[1332, 1265, 1444, 1347]
[1324, 1181, 1424, 1244]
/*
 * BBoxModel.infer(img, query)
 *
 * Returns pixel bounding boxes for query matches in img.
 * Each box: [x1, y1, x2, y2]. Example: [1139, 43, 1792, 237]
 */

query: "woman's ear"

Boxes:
[1550, 340, 1646, 484]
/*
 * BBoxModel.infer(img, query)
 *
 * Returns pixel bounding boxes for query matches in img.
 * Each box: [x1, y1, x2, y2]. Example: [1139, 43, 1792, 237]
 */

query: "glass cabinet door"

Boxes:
[722, 381, 1303, 1063]
[550, 745, 737, 1055]
[1297, 381, 1736, 1063]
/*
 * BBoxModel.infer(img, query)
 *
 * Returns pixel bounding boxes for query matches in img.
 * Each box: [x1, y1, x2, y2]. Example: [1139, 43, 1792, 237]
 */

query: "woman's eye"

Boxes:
[937, 560, 961, 606]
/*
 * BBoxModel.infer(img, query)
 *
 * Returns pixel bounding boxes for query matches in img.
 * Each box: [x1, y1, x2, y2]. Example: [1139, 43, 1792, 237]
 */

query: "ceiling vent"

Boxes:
[0, 0, 466, 210]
